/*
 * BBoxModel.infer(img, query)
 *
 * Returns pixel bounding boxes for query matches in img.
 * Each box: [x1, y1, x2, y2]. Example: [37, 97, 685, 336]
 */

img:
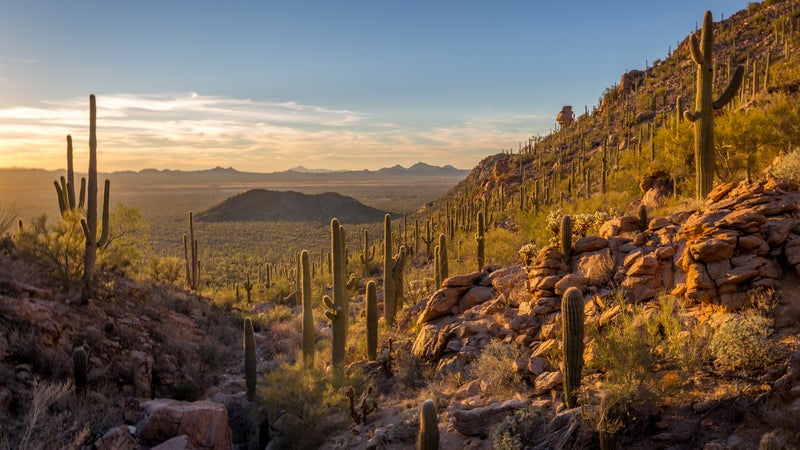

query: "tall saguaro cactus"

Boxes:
[366, 280, 378, 360]
[79, 95, 111, 299]
[300, 250, 314, 366]
[684, 10, 744, 199]
[244, 317, 257, 401]
[383, 214, 396, 325]
[561, 287, 585, 408]
[184, 212, 200, 290]
[475, 211, 485, 271]
[359, 229, 376, 276]
[437, 234, 448, 283]
[323, 218, 347, 373]
[54, 135, 86, 216]
[561, 215, 573, 261]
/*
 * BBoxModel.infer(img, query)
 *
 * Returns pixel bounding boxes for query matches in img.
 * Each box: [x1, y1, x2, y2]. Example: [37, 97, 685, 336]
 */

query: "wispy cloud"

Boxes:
[0, 92, 549, 171]
[0, 56, 41, 64]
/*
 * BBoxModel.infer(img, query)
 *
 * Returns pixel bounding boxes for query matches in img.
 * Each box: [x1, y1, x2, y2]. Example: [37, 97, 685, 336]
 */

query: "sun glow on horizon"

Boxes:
[0, 92, 550, 173]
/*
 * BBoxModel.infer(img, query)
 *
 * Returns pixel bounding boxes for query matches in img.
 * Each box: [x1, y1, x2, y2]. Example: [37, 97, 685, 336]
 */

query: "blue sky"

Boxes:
[0, 0, 752, 172]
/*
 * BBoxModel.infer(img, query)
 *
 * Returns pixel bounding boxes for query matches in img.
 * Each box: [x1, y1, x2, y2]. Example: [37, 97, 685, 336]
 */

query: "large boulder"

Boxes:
[135, 399, 232, 450]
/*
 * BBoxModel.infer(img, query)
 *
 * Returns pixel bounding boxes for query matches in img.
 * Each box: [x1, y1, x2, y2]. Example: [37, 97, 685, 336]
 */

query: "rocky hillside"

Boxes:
[195, 189, 391, 223]
[430, 0, 800, 215]
[401, 173, 800, 448]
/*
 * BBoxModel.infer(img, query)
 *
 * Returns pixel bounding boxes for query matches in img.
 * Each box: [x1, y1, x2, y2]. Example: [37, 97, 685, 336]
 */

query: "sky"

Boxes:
[0, 0, 753, 173]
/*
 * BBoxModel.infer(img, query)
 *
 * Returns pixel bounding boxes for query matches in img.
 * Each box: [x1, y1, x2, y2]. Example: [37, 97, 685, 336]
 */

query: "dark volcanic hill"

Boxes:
[195, 189, 389, 223]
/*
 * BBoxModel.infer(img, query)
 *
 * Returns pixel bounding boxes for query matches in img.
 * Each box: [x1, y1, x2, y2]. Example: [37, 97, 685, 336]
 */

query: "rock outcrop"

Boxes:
[413, 176, 800, 404]
[135, 399, 232, 450]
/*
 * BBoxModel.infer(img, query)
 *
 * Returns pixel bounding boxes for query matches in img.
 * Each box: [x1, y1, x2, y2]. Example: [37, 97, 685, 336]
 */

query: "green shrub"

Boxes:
[489, 406, 555, 450]
[587, 295, 709, 410]
[709, 310, 783, 371]
[260, 360, 355, 448]
[770, 149, 800, 185]
[16, 213, 84, 287]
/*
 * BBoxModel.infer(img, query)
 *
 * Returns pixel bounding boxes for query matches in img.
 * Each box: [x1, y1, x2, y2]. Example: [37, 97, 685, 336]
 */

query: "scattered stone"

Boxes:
[451, 399, 528, 437]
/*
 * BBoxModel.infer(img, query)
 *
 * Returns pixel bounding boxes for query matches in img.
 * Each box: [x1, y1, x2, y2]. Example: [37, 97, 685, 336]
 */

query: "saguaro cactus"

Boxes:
[366, 280, 378, 360]
[433, 245, 441, 288]
[323, 218, 347, 373]
[759, 432, 780, 450]
[561, 215, 573, 261]
[81, 95, 110, 297]
[475, 211, 485, 271]
[359, 229, 376, 276]
[637, 204, 648, 232]
[391, 246, 407, 316]
[561, 287, 585, 408]
[244, 317, 257, 401]
[437, 234, 448, 283]
[383, 214, 396, 325]
[418, 399, 440, 450]
[184, 212, 200, 290]
[301, 250, 314, 365]
[54, 135, 86, 216]
[684, 10, 744, 199]
[421, 218, 434, 261]
[72, 346, 88, 394]
[243, 272, 253, 303]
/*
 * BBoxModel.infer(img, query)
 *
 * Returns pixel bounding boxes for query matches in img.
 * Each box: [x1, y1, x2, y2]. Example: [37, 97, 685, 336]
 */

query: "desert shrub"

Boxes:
[770, 148, 800, 184]
[709, 309, 783, 372]
[489, 405, 555, 450]
[587, 295, 708, 411]
[16, 213, 85, 287]
[472, 340, 525, 398]
[0, 202, 20, 235]
[146, 256, 184, 285]
[5, 380, 124, 449]
[98, 204, 150, 275]
[260, 360, 354, 448]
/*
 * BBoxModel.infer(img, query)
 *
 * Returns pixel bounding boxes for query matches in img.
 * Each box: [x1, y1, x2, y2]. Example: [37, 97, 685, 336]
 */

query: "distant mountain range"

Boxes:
[0, 162, 469, 190]
[196, 189, 389, 223]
